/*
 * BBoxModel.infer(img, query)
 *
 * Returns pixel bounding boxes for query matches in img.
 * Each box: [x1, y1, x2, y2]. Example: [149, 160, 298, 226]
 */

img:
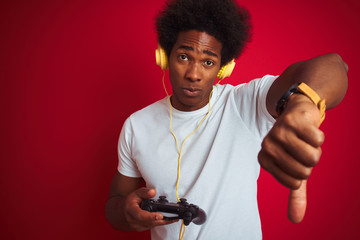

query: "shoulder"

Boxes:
[125, 97, 169, 130]
[130, 97, 167, 118]
[235, 75, 277, 93]
[215, 75, 277, 102]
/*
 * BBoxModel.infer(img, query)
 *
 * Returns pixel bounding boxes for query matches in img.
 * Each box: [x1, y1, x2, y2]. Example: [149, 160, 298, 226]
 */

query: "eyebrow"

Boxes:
[177, 45, 219, 58]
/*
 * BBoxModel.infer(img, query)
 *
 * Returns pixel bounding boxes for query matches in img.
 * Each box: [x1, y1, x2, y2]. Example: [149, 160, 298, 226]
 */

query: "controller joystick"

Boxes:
[140, 196, 207, 226]
[158, 196, 168, 203]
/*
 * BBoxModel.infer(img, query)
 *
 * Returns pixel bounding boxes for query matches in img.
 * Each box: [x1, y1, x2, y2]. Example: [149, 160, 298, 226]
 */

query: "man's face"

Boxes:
[168, 30, 222, 111]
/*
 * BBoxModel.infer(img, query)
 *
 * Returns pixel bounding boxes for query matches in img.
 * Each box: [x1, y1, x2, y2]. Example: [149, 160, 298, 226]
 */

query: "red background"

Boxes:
[1, 0, 359, 239]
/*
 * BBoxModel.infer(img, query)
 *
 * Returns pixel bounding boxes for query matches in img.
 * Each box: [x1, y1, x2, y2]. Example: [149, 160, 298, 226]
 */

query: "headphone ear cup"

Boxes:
[217, 59, 236, 80]
[155, 45, 168, 70]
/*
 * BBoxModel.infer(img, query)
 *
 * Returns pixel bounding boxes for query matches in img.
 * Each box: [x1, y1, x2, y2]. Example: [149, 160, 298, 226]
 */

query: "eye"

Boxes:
[204, 60, 214, 66]
[179, 54, 188, 61]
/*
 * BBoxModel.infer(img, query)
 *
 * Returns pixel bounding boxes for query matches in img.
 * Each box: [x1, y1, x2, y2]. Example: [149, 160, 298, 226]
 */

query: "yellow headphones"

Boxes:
[155, 45, 235, 80]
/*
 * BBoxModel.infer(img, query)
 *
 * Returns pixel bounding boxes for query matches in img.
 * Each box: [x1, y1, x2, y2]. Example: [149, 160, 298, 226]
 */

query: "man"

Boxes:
[105, 0, 348, 239]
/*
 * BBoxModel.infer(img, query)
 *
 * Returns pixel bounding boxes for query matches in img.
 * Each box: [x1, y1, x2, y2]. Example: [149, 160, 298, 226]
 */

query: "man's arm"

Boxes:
[267, 53, 348, 116]
[105, 171, 176, 231]
[258, 53, 348, 223]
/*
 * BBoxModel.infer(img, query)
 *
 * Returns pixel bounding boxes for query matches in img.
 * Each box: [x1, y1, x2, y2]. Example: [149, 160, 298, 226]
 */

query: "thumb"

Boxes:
[135, 187, 156, 200]
[288, 180, 307, 223]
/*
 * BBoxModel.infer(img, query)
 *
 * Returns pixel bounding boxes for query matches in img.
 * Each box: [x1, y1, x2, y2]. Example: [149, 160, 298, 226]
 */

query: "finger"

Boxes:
[260, 138, 313, 180]
[136, 219, 179, 231]
[126, 204, 164, 230]
[277, 107, 325, 148]
[128, 209, 178, 231]
[258, 150, 302, 189]
[127, 217, 176, 232]
[129, 207, 163, 222]
[126, 188, 161, 222]
[152, 219, 180, 227]
[134, 188, 156, 202]
[275, 130, 323, 167]
[288, 180, 307, 223]
[296, 124, 325, 148]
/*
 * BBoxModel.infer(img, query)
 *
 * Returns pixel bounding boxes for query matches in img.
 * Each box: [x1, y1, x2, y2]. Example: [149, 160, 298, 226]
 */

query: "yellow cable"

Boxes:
[162, 69, 170, 97]
[179, 221, 186, 240]
[162, 70, 221, 239]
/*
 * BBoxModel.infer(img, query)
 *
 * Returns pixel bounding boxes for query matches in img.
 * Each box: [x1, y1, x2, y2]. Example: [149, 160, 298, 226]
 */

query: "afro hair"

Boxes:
[155, 0, 252, 66]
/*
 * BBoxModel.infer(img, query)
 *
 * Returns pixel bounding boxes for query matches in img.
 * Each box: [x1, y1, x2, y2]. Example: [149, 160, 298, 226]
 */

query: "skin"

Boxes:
[168, 30, 222, 111]
[105, 30, 348, 230]
[260, 53, 348, 222]
[105, 173, 178, 231]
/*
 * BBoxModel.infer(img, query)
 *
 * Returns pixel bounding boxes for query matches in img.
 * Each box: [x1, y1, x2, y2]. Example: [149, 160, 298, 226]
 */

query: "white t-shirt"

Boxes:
[118, 75, 277, 239]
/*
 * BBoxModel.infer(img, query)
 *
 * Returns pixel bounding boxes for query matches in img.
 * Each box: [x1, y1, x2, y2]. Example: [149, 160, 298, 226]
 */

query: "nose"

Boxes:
[185, 62, 202, 82]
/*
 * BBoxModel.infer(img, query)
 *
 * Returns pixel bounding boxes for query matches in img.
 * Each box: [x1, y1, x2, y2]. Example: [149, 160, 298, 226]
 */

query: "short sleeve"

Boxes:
[234, 75, 277, 140]
[117, 117, 142, 178]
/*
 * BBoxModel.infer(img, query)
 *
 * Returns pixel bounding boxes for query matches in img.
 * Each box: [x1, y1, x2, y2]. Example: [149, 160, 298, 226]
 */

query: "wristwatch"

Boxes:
[276, 82, 326, 123]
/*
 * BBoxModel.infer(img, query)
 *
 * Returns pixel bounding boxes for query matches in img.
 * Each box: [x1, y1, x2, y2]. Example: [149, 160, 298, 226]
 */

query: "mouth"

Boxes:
[183, 87, 201, 97]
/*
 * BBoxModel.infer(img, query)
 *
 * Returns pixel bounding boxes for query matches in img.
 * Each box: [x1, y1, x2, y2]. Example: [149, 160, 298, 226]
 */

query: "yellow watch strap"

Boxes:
[297, 83, 326, 124]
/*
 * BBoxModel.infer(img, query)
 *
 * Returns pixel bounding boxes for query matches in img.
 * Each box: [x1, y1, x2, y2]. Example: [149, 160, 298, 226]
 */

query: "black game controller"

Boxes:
[140, 196, 207, 226]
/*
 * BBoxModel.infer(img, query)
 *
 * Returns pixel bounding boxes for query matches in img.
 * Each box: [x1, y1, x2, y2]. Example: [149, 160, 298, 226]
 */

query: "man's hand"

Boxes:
[106, 173, 179, 231]
[122, 188, 178, 231]
[258, 93, 325, 223]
